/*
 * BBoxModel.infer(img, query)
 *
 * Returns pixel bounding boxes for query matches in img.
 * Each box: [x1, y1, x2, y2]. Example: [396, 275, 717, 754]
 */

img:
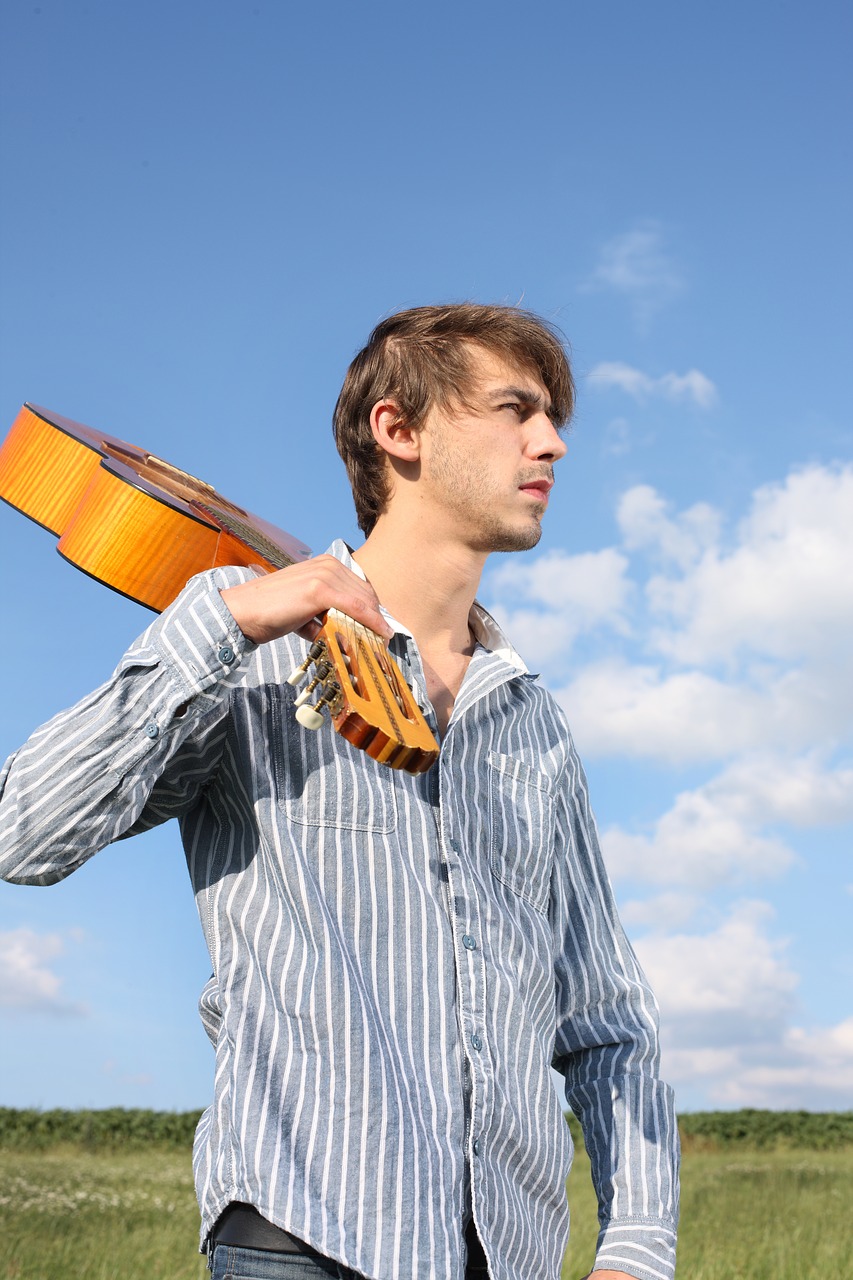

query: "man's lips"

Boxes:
[518, 478, 554, 502]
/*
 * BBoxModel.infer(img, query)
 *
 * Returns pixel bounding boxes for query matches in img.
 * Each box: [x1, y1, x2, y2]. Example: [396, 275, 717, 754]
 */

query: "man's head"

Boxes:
[333, 303, 575, 535]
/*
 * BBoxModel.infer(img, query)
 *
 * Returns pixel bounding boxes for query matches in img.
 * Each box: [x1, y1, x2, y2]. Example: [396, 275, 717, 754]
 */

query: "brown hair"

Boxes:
[333, 302, 575, 534]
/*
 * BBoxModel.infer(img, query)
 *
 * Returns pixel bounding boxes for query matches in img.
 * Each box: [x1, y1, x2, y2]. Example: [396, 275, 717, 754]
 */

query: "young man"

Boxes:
[0, 305, 679, 1280]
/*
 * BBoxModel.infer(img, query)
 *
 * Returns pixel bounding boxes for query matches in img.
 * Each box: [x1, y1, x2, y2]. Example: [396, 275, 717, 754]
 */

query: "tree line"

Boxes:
[0, 1107, 851, 1152]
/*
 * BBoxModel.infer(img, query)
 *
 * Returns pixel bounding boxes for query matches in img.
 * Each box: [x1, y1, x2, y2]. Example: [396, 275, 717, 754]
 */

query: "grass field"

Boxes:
[1, 1141, 851, 1279]
[562, 1140, 853, 1279]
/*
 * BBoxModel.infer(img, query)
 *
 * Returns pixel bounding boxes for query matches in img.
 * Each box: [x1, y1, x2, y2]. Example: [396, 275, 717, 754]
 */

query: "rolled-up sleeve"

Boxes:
[0, 567, 257, 886]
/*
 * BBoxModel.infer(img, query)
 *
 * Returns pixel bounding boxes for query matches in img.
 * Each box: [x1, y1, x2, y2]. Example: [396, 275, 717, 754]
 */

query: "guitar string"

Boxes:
[194, 501, 296, 570]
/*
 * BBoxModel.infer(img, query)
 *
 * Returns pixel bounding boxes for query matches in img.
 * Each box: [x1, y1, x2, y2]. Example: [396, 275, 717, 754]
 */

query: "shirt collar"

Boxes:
[325, 539, 529, 676]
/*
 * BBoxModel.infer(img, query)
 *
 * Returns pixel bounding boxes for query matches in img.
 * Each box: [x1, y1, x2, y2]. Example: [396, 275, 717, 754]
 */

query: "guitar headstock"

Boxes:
[287, 608, 439, 774]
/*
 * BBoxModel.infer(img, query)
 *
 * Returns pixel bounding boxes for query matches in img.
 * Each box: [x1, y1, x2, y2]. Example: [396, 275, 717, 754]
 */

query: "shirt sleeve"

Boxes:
[0, 566, 258, 887]
[551, 739, 680, 1280]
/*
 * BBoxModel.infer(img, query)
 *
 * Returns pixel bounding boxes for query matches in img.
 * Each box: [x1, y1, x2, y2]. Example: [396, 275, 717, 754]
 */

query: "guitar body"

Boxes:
[0, 404, 439, 773]
[0, 403, 312, 609]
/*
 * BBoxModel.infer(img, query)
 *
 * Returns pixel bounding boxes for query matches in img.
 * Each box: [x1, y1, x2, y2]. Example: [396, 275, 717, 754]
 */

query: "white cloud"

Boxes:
[491, 464, 853, 764]
[485, 548, 631, 664]
[664, 1019, 853, 1111]
[555, 659, 771, 763]
[582, 224, 685, 326]
[620, 891, 703, 930]
[599, 752, 853, 890]
[646, 464, 853, 666]
[722, 1018, 853, 1109]
[0, 927, 86, 1016]
[710, 754, 853, 828]
[635, 901, 797, 1025]
[625, 901, 853, 1109]
[558, 657, 852, 765]
[629, 901, 852, 1107]
[617, 484, 721, 568]
[488, 547, 631, 614]
[601, 416, 632, 457]
[483, 461, 853, 1108]
[603, 782, 797, 889]
[589, 362, 717, 409]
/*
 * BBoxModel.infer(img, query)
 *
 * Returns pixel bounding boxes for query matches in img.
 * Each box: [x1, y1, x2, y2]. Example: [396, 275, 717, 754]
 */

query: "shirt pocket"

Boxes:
[269, 686, 398, 833]
[488, 750, 557, 914]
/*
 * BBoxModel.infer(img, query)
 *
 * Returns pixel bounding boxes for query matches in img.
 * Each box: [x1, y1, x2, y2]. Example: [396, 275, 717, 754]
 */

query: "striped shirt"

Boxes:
[0, 542, 679, 1280]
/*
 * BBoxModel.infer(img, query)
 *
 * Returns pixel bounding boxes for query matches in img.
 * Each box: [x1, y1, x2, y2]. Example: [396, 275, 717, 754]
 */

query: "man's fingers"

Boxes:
[221, 556, 393, 645]
[330, 593, 393, 642]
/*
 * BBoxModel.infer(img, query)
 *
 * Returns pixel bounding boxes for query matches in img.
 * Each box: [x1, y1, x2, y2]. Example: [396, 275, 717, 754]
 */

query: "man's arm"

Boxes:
[584, 1273, 644, 1280]
[0, 567, 254, 884]
[219, 552, 392, 645]
[0, 556, 392, 886]
[551, 733, 679, 1280]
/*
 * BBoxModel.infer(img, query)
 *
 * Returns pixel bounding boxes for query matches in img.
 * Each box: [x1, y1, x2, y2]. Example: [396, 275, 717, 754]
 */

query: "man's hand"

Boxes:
[582, 1272, 640, 1280]
[220, 555, 394, 646]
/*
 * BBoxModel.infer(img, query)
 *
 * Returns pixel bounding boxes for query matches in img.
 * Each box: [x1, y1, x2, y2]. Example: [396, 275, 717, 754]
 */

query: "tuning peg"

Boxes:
[293, 660, 335, 706]
[293, 678, 343, 732]
[286, 640, 327, 686]
[295, 704, 326, 730]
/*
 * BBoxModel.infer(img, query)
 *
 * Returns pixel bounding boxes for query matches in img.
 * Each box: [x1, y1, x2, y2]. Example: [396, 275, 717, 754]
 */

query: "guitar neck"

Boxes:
[0, 402, 440, 774]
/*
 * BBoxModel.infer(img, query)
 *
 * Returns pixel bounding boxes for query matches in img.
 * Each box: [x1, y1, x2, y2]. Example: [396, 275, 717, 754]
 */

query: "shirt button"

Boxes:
[145, 722, 159, 739]
[472, 1139, 481, 1156]
[471, 1034, 482, 1051]
[218, 644, 236, 665]
[462, 935, 477, 951]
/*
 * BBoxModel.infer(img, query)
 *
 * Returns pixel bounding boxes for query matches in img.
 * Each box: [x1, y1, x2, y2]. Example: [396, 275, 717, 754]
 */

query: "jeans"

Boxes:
[208, 1241, 491, 1279]
[209, 1245, 355, 1279]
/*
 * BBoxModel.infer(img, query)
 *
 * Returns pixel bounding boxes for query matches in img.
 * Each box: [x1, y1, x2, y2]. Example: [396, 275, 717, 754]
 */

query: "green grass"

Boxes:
[562, 1142, 853, 1279]
[1, 1147, 207, 1280]
[2, 1141, 852, 1279]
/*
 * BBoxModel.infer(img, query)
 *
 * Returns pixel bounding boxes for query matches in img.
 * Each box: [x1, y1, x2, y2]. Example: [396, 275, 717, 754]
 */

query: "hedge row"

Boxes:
[677, 1108, 853, 1150]
[0, 1106, 851, 1152]
[0, 1107, 204, 1150]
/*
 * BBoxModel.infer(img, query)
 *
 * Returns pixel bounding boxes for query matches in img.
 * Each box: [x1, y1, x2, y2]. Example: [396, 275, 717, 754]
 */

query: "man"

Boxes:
[0, 304, 679, 1279]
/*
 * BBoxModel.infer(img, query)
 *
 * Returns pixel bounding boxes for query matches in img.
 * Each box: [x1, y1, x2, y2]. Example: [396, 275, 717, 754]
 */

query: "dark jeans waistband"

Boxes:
[212, 1204, 324, 1256]
[211, 1203, 489, 1272]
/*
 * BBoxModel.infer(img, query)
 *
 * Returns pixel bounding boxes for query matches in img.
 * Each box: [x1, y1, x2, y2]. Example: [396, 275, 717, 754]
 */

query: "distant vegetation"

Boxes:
[1, 1105, 851, 1151]
[2, 1111, 851, 1279]
[0, 1107, 203, 1150]
[677, 1108, 853, 1150]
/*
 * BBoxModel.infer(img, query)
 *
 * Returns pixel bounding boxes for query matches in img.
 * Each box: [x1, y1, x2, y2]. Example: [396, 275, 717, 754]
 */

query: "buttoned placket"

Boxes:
[391, 632, 484, 1180]
[395, 627, 529, 1231]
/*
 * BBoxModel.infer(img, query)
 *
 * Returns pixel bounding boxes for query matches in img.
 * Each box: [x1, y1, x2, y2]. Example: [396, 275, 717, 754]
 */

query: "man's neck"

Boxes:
[351, 512, 486, 658]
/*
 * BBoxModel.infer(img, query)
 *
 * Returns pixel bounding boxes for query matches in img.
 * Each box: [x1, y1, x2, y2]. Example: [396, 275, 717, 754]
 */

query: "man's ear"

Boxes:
[369, 399, 422, 463]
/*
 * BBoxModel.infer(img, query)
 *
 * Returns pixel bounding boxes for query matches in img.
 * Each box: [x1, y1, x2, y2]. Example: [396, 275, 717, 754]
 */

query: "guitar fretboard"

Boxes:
[194, 501, 298, 570]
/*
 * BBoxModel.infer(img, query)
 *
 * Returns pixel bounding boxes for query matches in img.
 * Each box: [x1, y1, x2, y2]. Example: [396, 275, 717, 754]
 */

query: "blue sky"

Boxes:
[1, 1, 850, 1114]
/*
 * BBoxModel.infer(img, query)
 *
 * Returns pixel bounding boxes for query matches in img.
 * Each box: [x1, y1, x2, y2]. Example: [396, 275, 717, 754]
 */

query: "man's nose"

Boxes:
[527, 412, 568, 461]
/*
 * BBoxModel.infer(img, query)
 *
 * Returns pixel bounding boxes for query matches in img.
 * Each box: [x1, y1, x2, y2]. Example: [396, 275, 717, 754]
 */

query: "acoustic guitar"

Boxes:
[0, 403, 439, 774]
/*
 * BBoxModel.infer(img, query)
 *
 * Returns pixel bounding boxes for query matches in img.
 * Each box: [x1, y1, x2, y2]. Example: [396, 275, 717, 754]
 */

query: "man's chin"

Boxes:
[480, 521, 543, 555]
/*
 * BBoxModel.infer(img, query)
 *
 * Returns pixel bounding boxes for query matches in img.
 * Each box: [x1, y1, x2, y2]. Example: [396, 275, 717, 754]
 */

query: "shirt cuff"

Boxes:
[147, 565, 258, 701]
[593, 1219, 678, 1280]
[566, 1073, 679, 1280]
[106, 567, 258, 779]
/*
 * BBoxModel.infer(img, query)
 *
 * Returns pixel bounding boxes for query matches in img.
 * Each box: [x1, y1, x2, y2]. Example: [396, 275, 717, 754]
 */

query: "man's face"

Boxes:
[418, 347, 568, 554]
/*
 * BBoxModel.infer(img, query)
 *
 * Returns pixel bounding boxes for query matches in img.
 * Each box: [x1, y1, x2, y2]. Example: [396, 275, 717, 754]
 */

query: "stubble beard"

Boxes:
[427, 434, 546, 554]
[471, 512, 544, 555]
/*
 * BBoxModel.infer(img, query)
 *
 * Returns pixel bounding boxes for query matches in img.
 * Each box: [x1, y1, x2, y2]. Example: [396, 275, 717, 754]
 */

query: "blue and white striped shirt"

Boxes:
[0, 542, 678, 1280]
